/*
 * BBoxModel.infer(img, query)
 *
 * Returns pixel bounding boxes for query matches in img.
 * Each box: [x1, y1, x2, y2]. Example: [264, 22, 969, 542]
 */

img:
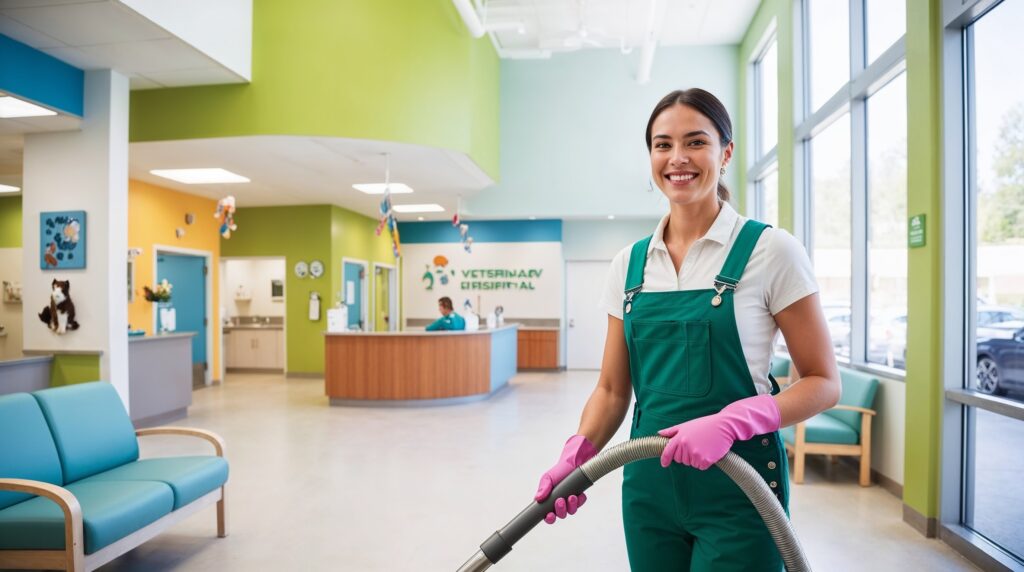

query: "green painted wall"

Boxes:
[738, 0, 793, 229]
[329, 205, 397, 330]
[221, 206, 331, 374]
[0, 196, 22, 247]
[49, 354, 101, 386]
[221, 205, 394, 374]
[129, 0, 501, 179]
[903, 0, 943, 520]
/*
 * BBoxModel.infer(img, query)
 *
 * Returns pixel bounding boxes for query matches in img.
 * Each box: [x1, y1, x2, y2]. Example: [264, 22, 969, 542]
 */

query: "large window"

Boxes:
[866, 0, 905, 64]
[811, 114, 852, 315]
[961, 0, 1024, 564]
[866, 74, 908, 369]
[943, 1, 1024, 568]
[798, 0, 906, 372]
[807, 0, 850, 111]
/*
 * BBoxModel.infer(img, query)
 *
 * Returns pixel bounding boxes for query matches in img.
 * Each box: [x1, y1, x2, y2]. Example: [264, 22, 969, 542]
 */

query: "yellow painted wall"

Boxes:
[127, 180, 221, 378]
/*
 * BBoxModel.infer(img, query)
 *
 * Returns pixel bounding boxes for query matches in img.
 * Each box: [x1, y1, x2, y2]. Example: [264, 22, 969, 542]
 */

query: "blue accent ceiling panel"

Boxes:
[0, 34, 84, 117]
[398, 220, 562, 244]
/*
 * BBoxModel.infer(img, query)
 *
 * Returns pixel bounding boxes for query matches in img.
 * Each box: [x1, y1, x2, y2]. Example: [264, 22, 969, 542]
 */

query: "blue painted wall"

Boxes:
[0, 34, 83, 117]
[467, 45, 738, 220]
[398, 219, 561, 243]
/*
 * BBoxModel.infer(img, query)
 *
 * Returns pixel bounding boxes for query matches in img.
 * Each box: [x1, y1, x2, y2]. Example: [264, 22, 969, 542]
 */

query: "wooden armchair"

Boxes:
[781, 367, 880, 487]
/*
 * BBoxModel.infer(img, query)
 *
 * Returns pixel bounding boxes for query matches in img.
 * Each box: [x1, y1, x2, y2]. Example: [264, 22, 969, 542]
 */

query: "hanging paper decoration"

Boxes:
[374, 154, 402, 259]
[214, 196, 237, 239]
[453, 198, 474, 253]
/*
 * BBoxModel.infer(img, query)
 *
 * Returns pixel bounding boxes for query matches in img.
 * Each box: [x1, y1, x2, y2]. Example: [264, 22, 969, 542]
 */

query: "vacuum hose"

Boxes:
[457, 435, 812, 572]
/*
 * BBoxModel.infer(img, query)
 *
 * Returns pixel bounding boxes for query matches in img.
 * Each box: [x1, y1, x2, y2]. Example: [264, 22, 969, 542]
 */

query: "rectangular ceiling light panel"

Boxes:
[150, 168, 250, 184]
[392, 203, 445, 213]
[0, 184, 20, 193]
[0, 95, 57, 118]
[352, 183, 414, 194]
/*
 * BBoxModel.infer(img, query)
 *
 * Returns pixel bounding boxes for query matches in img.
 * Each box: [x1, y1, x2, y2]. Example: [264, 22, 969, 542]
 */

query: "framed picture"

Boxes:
[2, 281, 21, 303]
[40, 211, 86, 270]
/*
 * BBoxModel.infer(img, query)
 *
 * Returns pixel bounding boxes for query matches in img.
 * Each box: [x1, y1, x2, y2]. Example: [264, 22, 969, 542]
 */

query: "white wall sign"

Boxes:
[402, 242, 563, 320]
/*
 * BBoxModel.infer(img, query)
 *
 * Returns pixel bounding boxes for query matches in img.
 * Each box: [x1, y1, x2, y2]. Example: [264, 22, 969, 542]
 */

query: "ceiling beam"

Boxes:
[636, 0, 663, 84]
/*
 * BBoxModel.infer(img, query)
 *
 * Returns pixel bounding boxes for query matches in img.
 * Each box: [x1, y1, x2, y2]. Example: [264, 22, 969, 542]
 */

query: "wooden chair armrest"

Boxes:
[831, 404, 876, 416]
[0, 478, 84, 564]
[136, 427, 226, 457]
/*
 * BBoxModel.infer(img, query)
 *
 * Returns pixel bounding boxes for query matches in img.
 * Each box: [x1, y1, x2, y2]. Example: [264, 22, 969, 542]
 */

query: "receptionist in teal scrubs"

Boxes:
[425, 296, 466, 331]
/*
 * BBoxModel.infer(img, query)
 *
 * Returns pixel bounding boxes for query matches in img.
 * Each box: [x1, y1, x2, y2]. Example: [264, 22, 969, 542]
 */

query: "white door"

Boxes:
[566, 261, 611, 370]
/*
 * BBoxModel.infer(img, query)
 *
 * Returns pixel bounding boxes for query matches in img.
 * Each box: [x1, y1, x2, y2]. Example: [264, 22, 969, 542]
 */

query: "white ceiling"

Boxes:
[0, 0, 245, 90]
[129, 136, 495, 221]
[0, 0, 762, 216]
[483, 0, 760, 56]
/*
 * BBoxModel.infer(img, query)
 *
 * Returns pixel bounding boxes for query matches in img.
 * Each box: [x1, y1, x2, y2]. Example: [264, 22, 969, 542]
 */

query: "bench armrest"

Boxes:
[135, 427, 226, 457]
[0, 478, 85, 567]
[831, 404, 876, 416]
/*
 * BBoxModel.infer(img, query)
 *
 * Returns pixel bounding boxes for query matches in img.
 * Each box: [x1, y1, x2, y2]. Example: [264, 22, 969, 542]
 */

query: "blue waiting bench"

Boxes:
[0, 381, 228, 571]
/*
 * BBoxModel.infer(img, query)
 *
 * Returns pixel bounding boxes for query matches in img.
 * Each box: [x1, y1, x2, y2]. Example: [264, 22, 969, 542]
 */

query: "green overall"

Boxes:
[621, 220, 789, 572]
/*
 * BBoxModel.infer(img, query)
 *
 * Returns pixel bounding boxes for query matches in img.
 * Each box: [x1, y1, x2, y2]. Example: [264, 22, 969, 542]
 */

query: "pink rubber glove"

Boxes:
[534, 434, 598, 525]
[658, 394, 781, 470]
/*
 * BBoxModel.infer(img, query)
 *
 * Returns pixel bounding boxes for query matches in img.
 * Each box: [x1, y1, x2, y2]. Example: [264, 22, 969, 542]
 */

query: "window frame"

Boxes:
[796, 0, 907, 379]
[747, 22, 779, 221]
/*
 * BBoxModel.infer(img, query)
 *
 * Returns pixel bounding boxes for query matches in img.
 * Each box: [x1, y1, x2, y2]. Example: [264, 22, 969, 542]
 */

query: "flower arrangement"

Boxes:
[143, 279, 173, 303]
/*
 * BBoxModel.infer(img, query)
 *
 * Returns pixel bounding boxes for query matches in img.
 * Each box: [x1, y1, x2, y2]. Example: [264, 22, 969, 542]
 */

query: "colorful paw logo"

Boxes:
[422, 255, 456, 290]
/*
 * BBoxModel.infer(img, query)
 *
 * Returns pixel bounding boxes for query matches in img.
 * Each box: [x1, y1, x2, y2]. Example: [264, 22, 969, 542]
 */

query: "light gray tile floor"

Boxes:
[98, 371, 979, 571]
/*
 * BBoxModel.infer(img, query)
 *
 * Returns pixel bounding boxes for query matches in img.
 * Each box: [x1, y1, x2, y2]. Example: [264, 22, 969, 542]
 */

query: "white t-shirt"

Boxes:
[598, 202, 818, 395]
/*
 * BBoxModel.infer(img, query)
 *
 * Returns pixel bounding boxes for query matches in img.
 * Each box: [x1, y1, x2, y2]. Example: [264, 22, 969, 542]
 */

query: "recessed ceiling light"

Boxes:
[352, 183, 414, 195]
[393, 203, 445, 213]
[417, 216, 424, 221]
[607, 215, 616, 220]
[0, 183, 20, 194]
[0, 95, 57, 118]
[528, 216, 537, 220]
[149, 168, 250, 184]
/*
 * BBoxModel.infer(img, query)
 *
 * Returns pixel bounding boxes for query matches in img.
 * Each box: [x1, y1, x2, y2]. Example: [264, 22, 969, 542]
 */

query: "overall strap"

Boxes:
[714, 220, 770, 289]
[624, 235, 653, 294]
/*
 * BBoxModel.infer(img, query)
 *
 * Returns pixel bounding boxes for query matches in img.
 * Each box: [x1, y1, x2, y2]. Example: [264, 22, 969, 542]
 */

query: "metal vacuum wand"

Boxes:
[456, 435, 812, 572]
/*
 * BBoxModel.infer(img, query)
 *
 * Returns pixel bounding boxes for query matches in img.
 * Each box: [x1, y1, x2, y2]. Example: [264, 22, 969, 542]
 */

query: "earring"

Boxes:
[647, 179, 654, 192]
[720, 167, 726, 176]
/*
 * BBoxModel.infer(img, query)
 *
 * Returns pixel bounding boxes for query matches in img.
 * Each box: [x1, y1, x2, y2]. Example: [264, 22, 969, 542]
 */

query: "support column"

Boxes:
[22, 69, 130, 407]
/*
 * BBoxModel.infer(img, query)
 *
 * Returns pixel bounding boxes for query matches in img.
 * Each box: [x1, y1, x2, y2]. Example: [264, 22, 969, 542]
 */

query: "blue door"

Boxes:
[343, 261, 363, 330]
[157, 253, 206, 368]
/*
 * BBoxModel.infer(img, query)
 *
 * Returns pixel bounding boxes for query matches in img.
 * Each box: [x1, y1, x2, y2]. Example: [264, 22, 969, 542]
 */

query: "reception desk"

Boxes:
[324, 325, 518, 406]
[128, 332, 195, 427]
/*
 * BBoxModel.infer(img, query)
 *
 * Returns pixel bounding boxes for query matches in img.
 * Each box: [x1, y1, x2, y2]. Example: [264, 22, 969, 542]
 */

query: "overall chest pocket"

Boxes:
[630, 319, 712, 398]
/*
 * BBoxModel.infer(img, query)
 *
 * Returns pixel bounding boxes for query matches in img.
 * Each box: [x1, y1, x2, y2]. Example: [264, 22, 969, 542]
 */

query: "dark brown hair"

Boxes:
[438, 297, 454, 311]
[645, 88, 733, 202]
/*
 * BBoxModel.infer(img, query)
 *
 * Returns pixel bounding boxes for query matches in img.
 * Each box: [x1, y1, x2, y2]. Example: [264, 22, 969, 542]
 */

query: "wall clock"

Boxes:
[294, 261, 308, 278]
[310, 260, 325, 278]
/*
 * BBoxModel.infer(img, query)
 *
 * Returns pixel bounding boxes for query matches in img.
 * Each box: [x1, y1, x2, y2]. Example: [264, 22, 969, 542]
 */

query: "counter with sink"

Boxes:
[223, 317, 284, 371]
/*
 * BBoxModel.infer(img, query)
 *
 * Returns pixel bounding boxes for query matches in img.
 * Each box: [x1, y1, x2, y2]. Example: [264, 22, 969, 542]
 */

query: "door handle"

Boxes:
[569, 319, 575, 328]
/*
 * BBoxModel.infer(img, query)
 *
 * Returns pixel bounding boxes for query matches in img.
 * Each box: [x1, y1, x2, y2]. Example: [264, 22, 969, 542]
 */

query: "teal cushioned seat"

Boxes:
[81, 456, 229, 509]
[0, 394, 64, 510]
[780, 415, 859, 445]
[0, 480, 173, 554]
[822, 369, 879, 430]
[33, 382, 139, 483]
[769, 355, 791, 379]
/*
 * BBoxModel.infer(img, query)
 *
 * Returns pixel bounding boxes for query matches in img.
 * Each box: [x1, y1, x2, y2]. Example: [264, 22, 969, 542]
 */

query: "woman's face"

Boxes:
[649, 104, 733, 206]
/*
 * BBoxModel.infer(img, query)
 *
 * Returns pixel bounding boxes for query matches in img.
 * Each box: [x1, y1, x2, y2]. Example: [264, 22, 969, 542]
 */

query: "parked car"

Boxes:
[868, 305, 1024, 370]
[976, 320, 1024, 396]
